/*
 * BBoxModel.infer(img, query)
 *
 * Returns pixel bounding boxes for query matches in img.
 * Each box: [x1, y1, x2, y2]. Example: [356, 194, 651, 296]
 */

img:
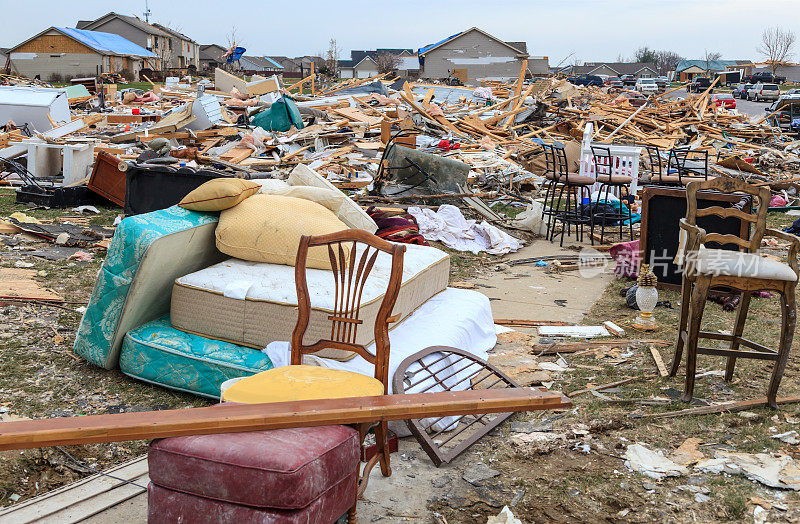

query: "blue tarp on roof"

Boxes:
[418, 32, 463, 55]
[56, 27, 157, 58]
[263, 56, 283, 69]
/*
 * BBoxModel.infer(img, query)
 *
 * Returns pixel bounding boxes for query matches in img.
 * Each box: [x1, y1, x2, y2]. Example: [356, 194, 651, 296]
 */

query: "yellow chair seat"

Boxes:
[222, 365, 384, 404]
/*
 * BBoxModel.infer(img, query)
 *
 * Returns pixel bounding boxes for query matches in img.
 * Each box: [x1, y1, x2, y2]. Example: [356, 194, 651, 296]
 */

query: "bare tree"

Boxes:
[374, 53, 401, 75]
[654, 50, 683, 76]
[703, 50, 722, 74]
[758, 26, 796, 75]
[321, 38, 340, 79]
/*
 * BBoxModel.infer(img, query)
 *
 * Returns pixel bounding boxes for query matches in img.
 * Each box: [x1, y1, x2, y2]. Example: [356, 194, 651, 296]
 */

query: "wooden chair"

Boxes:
[669, 178, 799, 408]
[222, 229, 406, 523]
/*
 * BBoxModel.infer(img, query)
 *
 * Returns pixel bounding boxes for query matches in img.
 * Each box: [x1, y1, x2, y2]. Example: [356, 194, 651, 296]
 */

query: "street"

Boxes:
[665, 88, 770, 119]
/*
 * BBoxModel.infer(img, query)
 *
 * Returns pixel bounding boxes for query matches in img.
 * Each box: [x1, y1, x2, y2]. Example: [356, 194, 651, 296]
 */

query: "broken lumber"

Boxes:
[639, 396, 800, 419]
[0, 389, 570, 451]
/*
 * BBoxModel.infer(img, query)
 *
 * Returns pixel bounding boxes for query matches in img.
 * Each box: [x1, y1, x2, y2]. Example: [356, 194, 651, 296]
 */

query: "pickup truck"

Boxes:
[687, 77, 712, 93]
[745, 72, 786, 85]
[765, 95, 800, 134]
[620, 75, 636, 86]
[635, 78, 658, 94]
[567, 74, 603, 87]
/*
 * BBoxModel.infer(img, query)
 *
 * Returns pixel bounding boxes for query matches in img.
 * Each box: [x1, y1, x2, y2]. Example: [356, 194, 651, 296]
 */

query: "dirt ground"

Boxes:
[2, 187, 800, 522]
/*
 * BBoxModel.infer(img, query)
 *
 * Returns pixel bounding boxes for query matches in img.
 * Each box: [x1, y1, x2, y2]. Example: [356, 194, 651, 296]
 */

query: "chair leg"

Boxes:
[375, 421, 392, 477]
[682, 276, 711, 403]
[348, 504, 358, 524]
[550, 184, 566, 243]
[725, 292, 752, 381]
[768, 289, 796, 409]
[670, 276, 693, 377]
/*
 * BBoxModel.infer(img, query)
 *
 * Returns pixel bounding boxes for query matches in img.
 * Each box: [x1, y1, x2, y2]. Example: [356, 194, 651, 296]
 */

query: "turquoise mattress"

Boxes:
[74, 206, 223, 370]
[120, 316, 273, 399]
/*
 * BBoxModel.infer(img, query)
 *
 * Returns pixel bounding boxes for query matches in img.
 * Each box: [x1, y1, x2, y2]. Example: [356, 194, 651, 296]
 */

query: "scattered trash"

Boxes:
[486, 506, 522, 524]
[624, 443, 689, 480]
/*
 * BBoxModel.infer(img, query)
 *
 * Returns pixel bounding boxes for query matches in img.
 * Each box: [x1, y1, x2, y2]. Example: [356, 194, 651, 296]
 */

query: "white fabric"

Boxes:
[264, 288, 496, 432]
[264, 288, 496, 392]
[408, 204, 521, 254]
[253, 179, 291, 192]
[692, 248, 797, 281]
[176, 243, 449, 311]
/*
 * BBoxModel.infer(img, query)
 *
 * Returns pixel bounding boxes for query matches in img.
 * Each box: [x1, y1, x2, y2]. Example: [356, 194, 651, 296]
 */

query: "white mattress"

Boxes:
[170, 243, 451, 359]
[175, 243, 448, 311]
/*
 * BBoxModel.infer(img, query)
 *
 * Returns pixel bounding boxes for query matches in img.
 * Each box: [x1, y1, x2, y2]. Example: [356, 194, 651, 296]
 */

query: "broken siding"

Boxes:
[422, 31, 525, 83]
[10, 53, 105, 80]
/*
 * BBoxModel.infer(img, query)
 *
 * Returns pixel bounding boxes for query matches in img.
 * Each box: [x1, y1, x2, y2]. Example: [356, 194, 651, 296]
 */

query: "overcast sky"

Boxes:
[2, 0, 798, 64]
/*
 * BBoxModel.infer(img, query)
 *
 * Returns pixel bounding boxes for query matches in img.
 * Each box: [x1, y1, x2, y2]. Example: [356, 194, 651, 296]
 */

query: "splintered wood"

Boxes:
[0, 268, 64, 302]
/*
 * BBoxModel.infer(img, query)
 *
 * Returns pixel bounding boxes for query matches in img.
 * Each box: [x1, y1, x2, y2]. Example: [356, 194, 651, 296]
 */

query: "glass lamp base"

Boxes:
[633, 312, 659, 332]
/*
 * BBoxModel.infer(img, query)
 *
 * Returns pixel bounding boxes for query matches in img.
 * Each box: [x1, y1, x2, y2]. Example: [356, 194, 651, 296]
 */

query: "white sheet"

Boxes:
[263, 287, 497, 433]
[408, 204, 521, 255]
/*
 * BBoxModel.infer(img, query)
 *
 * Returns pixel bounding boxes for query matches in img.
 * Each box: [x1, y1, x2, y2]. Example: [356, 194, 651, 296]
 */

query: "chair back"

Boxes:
[644, 145, 663, 177]
[542, 142, 570, 181]
[591, 145, 613, 178]
[291, 230, 405, 390]
[669, 147, 709, 183]
[685, 178, 770, 254]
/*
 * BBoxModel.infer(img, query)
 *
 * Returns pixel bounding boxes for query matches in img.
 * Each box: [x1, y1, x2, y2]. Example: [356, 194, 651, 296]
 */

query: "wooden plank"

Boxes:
[650, 345, 669, 377]
[0, 456, 147, 523]
[0, 268, 64, 302]
[0, 389, 570, 451]
[640, 396, 800, 419]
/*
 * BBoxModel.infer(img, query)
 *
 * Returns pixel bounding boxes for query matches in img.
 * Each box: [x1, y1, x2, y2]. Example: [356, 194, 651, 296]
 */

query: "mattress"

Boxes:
[74, 206, 225, 370]
[119, 315, 273, 399]
[170, 243, 450, 360]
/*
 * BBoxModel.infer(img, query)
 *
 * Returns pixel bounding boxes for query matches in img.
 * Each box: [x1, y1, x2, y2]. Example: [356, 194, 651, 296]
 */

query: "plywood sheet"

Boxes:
[0, 268, 64, 302]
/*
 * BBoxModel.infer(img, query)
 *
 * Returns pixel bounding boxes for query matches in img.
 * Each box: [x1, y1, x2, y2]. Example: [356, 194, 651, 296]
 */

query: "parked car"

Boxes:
[745, 72, 786, 85]
[732, 83, 753, 99]
[635, 78, 658, 94]
[765, 95, 800, 134]
[605, 77, 624, 88]
[621, 75, 636, 86]
[748, 83, 780, 102]
[711, 93, 736, 109]
[567, 74, 604, 87]
[687, 77, 712, 93]
[654, 76, 669, 89]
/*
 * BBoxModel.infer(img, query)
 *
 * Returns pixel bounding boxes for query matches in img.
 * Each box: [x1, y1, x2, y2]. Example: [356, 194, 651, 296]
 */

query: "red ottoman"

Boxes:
[147, 425, 359, 523]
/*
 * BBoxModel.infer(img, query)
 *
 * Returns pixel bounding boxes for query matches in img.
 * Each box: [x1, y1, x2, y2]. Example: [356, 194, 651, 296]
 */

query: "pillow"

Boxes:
[288, 164, 378, 233]
[254, 178, 291, 192]
[179, 178, 260, 212]
[215, 194, 349, 270]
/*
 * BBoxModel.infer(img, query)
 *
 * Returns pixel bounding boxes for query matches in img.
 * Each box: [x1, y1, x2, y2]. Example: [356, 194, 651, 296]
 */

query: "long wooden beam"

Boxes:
[0, 389, 569, 451]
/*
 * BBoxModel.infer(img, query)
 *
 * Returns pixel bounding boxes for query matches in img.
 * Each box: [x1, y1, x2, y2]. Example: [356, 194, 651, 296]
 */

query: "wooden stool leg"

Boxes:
[670, 276, 693, 377]
[682, 276, 710, 403]
[347, 505, 358, 524]
[768, 289, 796, 409]
[375, 421, 392, 477]
[725, 292, 752, 381]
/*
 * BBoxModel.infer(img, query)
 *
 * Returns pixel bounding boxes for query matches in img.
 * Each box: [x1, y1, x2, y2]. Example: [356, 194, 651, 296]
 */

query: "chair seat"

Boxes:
[222, 364, 384, 404]
[693, 248, 798, 282]
[597, 174, 633, 184]
[544, 172, 594, 185]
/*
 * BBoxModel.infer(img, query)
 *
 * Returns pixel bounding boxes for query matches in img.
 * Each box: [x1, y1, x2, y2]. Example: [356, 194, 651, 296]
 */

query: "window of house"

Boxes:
[168, 39, 172, 51]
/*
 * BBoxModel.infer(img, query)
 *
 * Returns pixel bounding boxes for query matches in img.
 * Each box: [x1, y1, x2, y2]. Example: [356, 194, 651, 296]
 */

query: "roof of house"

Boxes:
[675, 59, 747, 73]
[151, 23, 196, 44]
[9, 27, 156, 58]
[240, 56, 283, 69]
[77, 12, 170, 37]
[418, 27, 527, 57]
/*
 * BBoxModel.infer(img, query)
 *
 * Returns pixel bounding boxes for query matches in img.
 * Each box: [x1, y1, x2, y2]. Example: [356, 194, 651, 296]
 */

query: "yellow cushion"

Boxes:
[215, 194, 349, 270]
[179, 178, 260, 212]
[221, 365, 384, 404]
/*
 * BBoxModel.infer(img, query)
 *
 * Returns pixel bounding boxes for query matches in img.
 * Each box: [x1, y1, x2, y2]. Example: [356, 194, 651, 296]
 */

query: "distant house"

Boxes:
[200, 44, 227, 72]
[338, 49, 416, 79]
[0, 48, 9, 71]
[674, 59, 751, 82]
[749, 61, 800, 83]
[7, 26, 157, 81]
[267, 56, 300, 73]
[239, 56, 284, 75]
[560, 62, 659, 79]
[77, 12, 197, 70]
[151, 23, 199, 70]
[418, 27, 541, 84]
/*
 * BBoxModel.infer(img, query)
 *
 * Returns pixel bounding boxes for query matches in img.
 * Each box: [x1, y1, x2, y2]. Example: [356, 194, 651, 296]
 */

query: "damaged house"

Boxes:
[6, 26, 157, 81]
[418, 27, 547, 84]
